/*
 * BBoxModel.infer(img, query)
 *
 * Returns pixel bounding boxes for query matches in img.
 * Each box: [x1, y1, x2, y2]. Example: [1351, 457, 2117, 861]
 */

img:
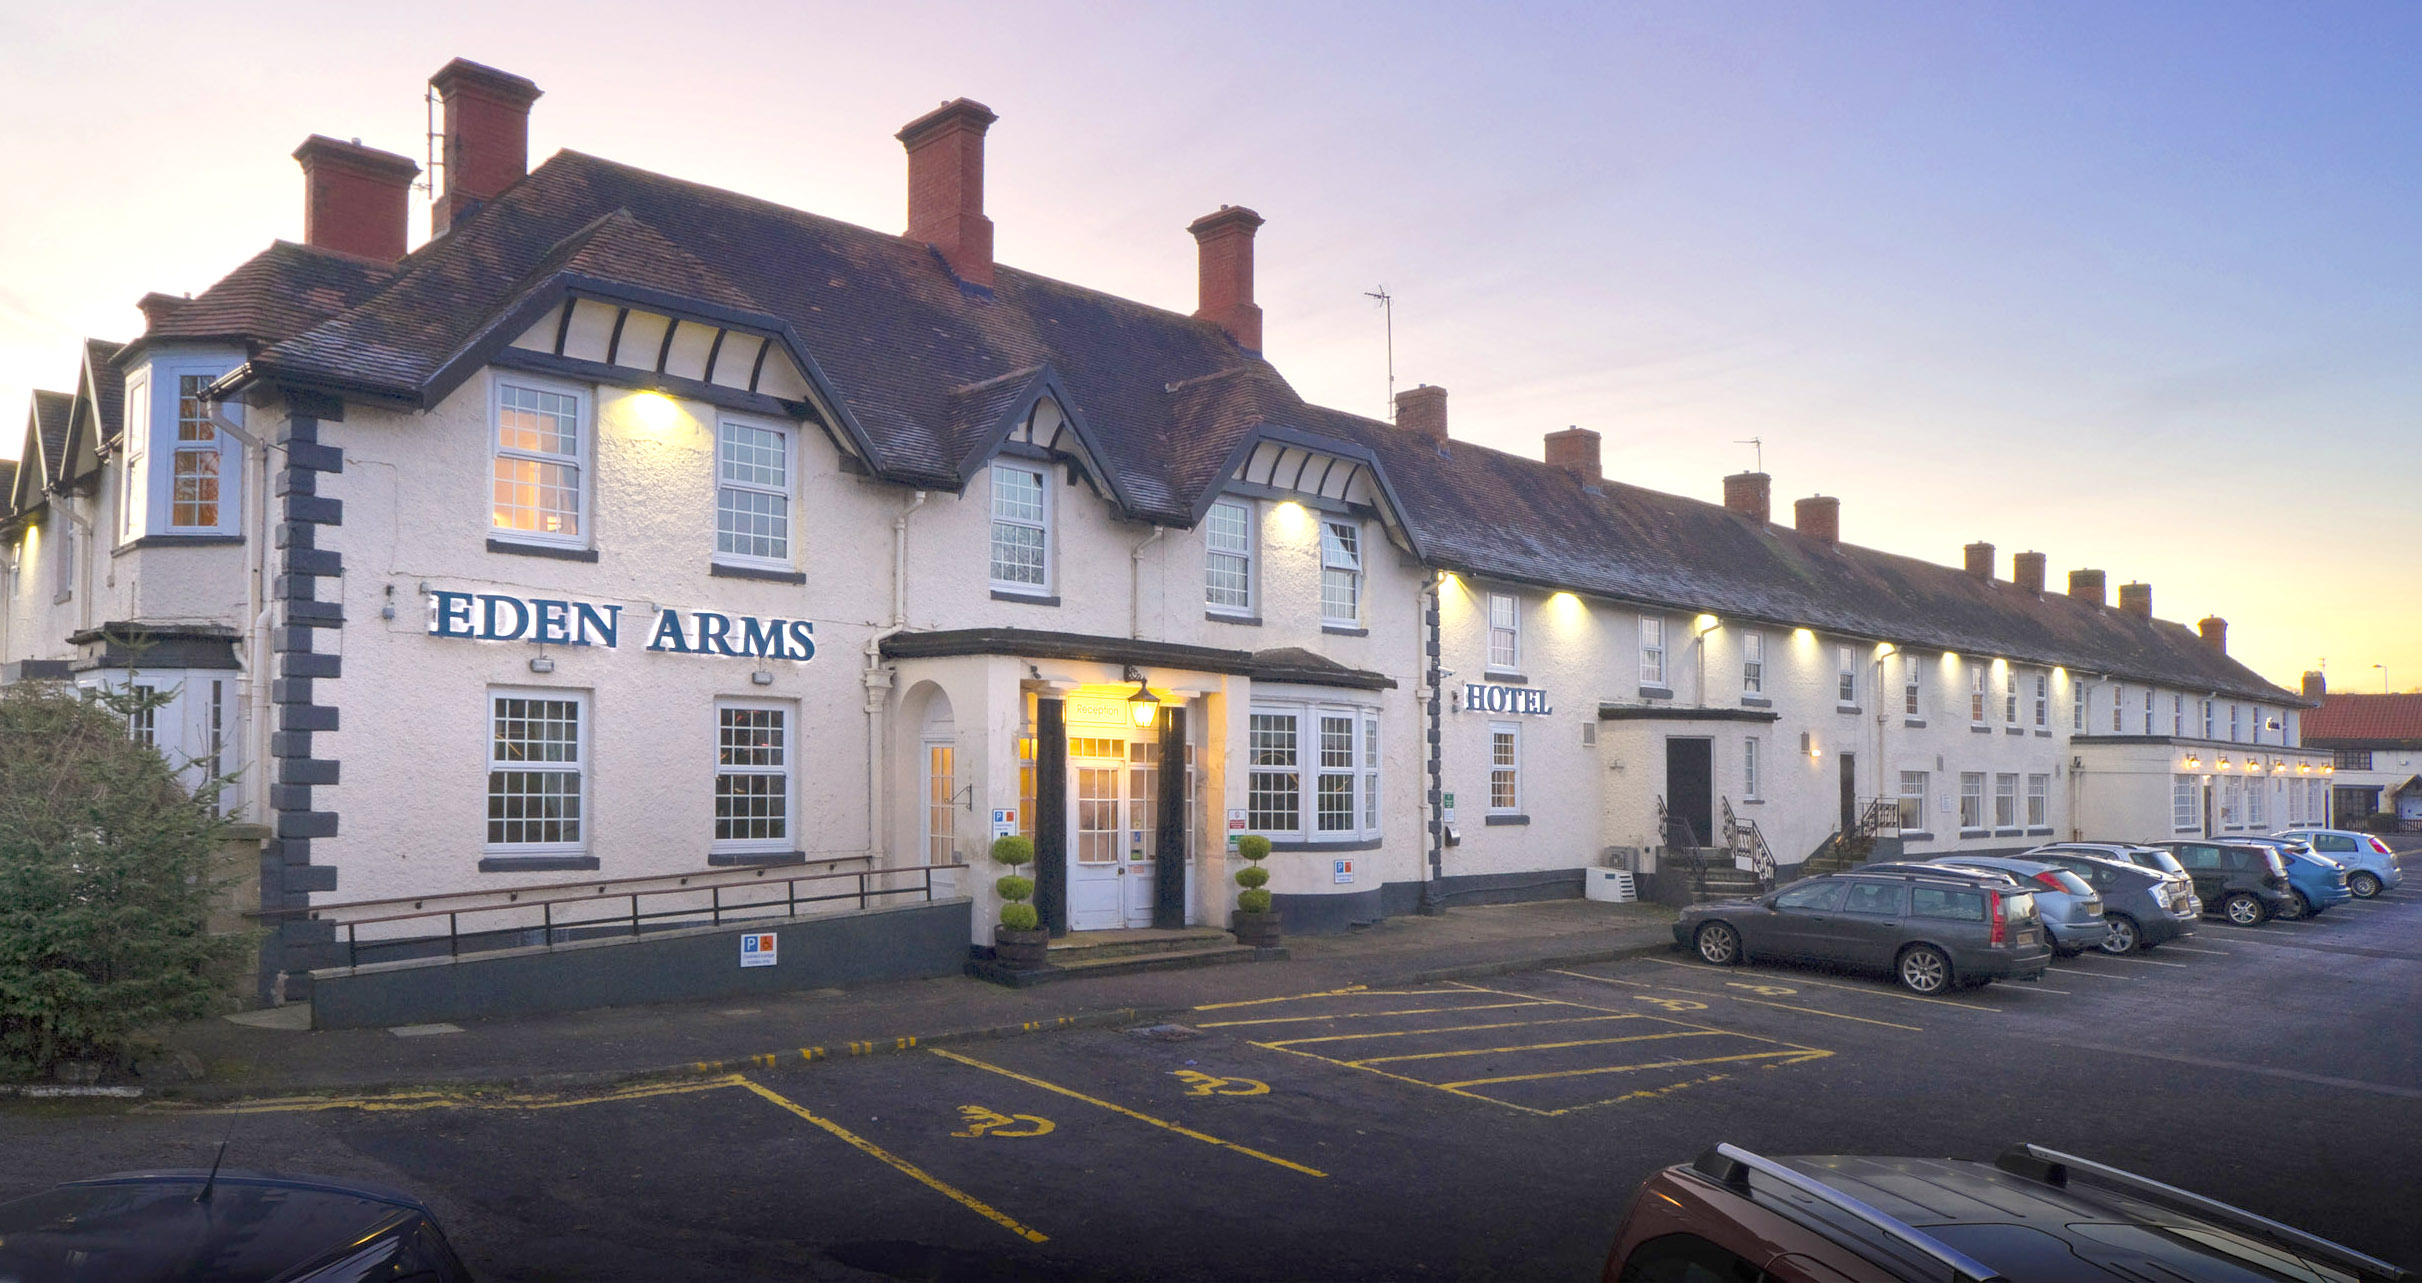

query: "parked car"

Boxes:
[2148, 840, 2295, 927]
[1923, 855, 2108, 956]
[2275, 845, 2355, 918]
[2276, 827, 2406, 898]
[2021, 848, 2196, 954]
[1674, 869, 2050, 994]
[2031, 842, 2202, 918]
[0, 1166, 472, 1281]
[1600, 1141, 2411, 1282]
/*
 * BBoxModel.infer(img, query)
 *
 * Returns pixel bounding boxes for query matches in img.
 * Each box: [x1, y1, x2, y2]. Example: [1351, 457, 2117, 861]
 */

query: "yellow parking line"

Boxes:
[1548, 970, 1924, 1032]
[1245, 1040, 1560, 1117]
[735, 1077, 1048, 1244]
[1192, 984, 1436, 1010]
[2104, 955, 2189, 967]
[928, 1048, 1326, 1178]
[1195, 1001, 1548, 1029]
[1645, 957, 1998, 1012]
[1352, 1029, 1718, 1068]
[2048, 966, 2131, 979]
[1442, 1048, 1828, 1090]
[1260, 1013, 1637, 1049]
[1442, 982, 1833, 1056]
[142, 1077, 743, 1116]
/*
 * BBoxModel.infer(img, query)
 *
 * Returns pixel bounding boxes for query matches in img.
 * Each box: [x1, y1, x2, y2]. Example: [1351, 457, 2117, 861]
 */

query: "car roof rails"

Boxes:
[1693, 1144, 2008, 1283]
[1995, 1144, 2411, 1283]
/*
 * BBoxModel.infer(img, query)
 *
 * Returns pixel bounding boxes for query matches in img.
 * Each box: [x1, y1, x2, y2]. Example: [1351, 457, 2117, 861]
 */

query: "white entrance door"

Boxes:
[1068, 735, 1128, 930]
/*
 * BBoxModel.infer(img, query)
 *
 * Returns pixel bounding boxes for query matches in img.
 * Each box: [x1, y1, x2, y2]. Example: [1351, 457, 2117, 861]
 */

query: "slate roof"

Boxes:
[200, 146, 2294, 706]
[136, 240, 398, 355]
[81, 339, 126, 445]
[30, 390, 72, 486]
[0, 460, 16, 518]
[2303, 694, 2422, 746]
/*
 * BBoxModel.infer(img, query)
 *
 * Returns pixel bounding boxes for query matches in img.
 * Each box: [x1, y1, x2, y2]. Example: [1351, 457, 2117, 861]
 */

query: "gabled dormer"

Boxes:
[116, 343, 247, 545]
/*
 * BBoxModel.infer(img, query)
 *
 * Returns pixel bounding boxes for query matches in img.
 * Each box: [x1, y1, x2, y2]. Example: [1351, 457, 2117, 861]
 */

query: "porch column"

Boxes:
[1035, 697, 1069, 937]
[1154, 705, 1187, 929]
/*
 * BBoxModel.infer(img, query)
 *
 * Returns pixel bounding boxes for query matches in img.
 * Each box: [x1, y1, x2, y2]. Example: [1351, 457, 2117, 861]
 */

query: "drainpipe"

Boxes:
[212, 406, 273, 824]
[1419, 571, 1445, 914]
[863, 490, 927, 860]
[1129, 525, 1166, 640]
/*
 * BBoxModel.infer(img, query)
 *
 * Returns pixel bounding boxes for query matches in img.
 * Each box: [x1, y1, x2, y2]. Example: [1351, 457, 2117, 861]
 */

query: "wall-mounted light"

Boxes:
[2323, 763, 2334, 774]
[1124, 666, 1159, 726]
[2185, 754, 2201, 769]
[1800, 731, 1819, 759]
[528, 656, 555, 674]
[2299, 762, 2311, 773]
[751, 670, 775, 686]
[627, 389, 681, 434]
[1694, 613, 1720, 634]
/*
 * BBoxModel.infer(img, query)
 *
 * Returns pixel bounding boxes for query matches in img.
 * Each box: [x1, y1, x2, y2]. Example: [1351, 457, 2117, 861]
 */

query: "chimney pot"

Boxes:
[1544, 426, 1601, 483]
[2068, 569, 2107, 608]
[898, 97, 999, 289]
[1394, 384, 1447, 441]
[292, 135, 420, 261]
[2119, 581, 2153, 618]
[2198, 616, 2228, 654]
[1722, 471, 1771, 524]
[135, 292, 190, 332]
[1188, 205, 1265, 352]
[1794, 495, 1840, 545]
[2302, 670, 2326, 699]
[2013, 551, 2046, 595]
[1963, 541, 1996, 580]
[428, 58, 542, 236]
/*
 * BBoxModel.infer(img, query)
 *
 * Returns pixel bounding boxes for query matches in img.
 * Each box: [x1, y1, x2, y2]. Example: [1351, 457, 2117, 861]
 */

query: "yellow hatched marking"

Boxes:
[140, 1076, 740, 1116]
[736, 1077, 1048, 1244]
[1196, 1000, 1550, 1029]
[1351, 1029, 1719, 1068]
[928, 1048, 1326, 1178]
[1258, 1014, 1637, 1049]
[1550, 970, 1924, 1033]
[1439, 981, 1829, 1055]
[1645, 957, 1997, 1012]
[1441, 1048, 1830, 1090]
[1247, 1040, 1559, 1117]
[1192, 984, 1453, 1011]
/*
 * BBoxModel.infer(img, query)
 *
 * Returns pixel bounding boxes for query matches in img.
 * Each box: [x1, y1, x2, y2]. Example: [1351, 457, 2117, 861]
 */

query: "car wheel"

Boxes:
[2349, 872, 2383, 899]
[2277, 891, 2310, 921]
[2223, 893, 2266, 927]
[2099, 914, 2141, 955]
[1897, 945, 1951, 994]
[1694, 921, 1742, 966]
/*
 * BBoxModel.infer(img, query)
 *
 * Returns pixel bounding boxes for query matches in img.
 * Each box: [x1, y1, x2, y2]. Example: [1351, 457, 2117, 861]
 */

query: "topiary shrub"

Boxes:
[994, 875, 1035, 902]
[1237, 888, 1273, 915]
[1234, 834, 1273, 915]
[1000, 902, 1040, 932]
[1233, 865, 1270, 890]
[990, 835, 1038, 930]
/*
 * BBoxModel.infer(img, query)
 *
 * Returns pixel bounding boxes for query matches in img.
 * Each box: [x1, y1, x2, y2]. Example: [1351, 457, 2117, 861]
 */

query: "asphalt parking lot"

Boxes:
[5, 877, 2417, 1280]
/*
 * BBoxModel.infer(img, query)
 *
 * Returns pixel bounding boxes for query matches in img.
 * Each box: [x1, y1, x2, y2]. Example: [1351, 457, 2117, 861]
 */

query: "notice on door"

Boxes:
[740, 932, 778, 968]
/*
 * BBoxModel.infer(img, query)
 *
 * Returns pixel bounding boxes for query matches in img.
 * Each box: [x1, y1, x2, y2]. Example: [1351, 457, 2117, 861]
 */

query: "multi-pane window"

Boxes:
[2245, 778, 2265, 827]
[2250, 707, 2265, 744]
[925, 743, 956, 864]
[2004, 669, 2019, 725]
[1742, 632, 1764, 695]
[1904, 657, 1921, 717]
[1994, 773, 2018, 828]
[2074, 682, 2087, 731]
[121, 379, 148, 541]
[989, 464, 1049, 590]
[487, 693, 584, 850]
[1639, 617, 1666, 687]
[1837, 646, 1857, 705]
[2026, 773, 2049, 827]
[2203, 700, 2215, 739]
[2112, 685, 2125, 732]
[1898, 771, 1928, 831]
[2220, 776, 2241, 828]
[127, 685, 157, 748]
[716, 420, 792, 564]
[2034, 675, 2049, 728]
[1317, 714, 1358, 833]
[2173, 775, 2199, 831]
[1971, 666, 1988, 724]
[1490, 724, 1520, 812]
[1487, 593, 1519, 671]
[1320, 522, 1362, 625]
[1205, 500, 1253, 612]
[2334, 748, 2373, 770]
[2229, 703, 2241, 741]
[1743, 737, 1761, 800]
[1958, 772, 1985, 830]
[1246, 713, 1299, 834]
[1362, 713, 1381, 831]
[493, 382, 584, 542]
[715, 703, 790, 849]
[2173, 694, 2185, 737]
[2143, 690, 2156, 735]
[1248, 706, 1380, 839]
[171, 375, 221, 528]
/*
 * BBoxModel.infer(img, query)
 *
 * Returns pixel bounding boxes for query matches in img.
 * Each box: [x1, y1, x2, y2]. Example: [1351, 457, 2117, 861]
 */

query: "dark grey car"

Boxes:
[1673, 869, 2051, 994]
[1927, 855, 2108, 956]
[2022, 849, 2192, 954]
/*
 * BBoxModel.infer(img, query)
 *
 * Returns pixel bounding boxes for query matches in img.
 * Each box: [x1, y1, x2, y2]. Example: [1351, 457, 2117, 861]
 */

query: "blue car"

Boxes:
[2274, 846, 2353, 919]
[2275, 828, 2405, 899]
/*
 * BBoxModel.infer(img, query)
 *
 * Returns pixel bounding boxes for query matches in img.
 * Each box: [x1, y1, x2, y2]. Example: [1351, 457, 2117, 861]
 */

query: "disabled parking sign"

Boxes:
[740, 932, 778, 968]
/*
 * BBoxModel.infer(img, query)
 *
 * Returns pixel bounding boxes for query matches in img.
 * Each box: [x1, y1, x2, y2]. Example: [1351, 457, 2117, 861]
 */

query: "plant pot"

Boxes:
[993, 925, 1051, 969]
[1231, 910, 1282, 948]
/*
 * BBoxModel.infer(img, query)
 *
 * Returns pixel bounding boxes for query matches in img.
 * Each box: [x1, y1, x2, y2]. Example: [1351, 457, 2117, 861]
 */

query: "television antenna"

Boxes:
[1734, 438, 1763, 472]
[1365, 286, 1395, 420]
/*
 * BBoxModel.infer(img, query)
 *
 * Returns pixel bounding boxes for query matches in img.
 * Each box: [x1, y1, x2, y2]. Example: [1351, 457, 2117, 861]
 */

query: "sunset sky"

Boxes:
[4, 1, 2415, 693]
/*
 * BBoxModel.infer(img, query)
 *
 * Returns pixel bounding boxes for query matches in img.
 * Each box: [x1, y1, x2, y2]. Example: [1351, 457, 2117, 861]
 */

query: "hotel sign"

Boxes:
[427, 591, 816, 662]
[1463, 682, 1552, 715]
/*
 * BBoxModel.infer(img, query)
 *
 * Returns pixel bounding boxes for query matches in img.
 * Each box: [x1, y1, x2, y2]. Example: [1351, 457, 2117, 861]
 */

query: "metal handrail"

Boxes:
[296, 861, 969, 971]
[249, 856, 879, 919]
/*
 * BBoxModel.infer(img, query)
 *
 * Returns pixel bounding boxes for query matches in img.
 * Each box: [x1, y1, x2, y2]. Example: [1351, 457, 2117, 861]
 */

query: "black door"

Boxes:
[1839, 752, 1858, 834]
[1666, 738, 1713, 848]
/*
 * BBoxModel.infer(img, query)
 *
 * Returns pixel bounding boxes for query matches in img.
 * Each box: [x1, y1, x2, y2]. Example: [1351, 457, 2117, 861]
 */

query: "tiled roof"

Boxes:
[30, 390, 73, 486]
[138, 241, 398, 353]
[2304, 694, 2422, 746]
[81, 339, 126, 444]
[0, 460, 16, 517]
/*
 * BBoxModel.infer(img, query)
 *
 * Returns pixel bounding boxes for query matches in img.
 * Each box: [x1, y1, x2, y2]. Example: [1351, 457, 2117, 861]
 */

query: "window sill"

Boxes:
[2005, 726, 2025, 736]
[1899, 830, 1936, 842]
[1266, 836, 1382, 852]
[1993, 827, 2025, 838]
[1485, 813, 1530, 826]
[2034, 729, 2052, 738]
[488, 538, 598, 563]
[708, 849, 808, 866]
[991, 589, 1059, 606]
[1904, 718, 1928, 729]
[1740, 695, 1772, 708]
[1958, 828, 1990, 839]
[1970, 725, 1994, 734]
[1484, 669, 1527, 684]
[479, 854, 601, 873]
[1205, 611, 1261, 627]
[1837, 704, 1862, 715]
[114, 533, 245, 555]
[712, 563, 807, 585]
[1637, 686, 1673, 701]
[1322, 624, 1368, 637]
[1740, 796, 1764, 806]
[2024, 826, 2054, 837]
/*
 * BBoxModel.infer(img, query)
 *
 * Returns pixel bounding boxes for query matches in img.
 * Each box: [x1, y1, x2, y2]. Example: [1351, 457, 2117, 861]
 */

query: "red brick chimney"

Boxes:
[2198, 616, 2228, 654]
[1395, 385, 1447, 441]
[135, 293, 190, 332]
[2302, 670, 2326, 699]
[2013, 551, 2046, 595]
[293, 136, 420, 261]
[429, 59, 542, 236]
[898, 98, 999, 290]
[2068, 569, 2106, 608]
[2119, 582, 2152, 618]
[1188, 205, 1265, 352]
[1722, 472, 1771, 524]
[1963, 542, 1995, 580]
[1544, 427, 1601, 483]
[1794, 495, 1839, 545]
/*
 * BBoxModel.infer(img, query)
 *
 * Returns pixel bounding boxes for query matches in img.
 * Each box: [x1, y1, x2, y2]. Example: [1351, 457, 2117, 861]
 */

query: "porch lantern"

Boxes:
[1128, 678, 1160, 727]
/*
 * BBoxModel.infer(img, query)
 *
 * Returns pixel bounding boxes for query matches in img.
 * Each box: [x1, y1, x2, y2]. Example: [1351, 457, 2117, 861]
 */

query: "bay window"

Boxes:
[1247, 703, 1381, 842]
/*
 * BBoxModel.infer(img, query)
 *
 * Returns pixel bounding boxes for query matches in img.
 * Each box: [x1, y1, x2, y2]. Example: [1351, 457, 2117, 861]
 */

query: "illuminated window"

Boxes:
[714, 702, 791, 851]
[492, 381, 586, 544]
[716, 419, 793, 565]
[1320, 522, 1362, 625]
[1487, 593, 1519, 671]
[170, 375, 222, 528]
[1205, 500, 1253, 613]
[989, 464, 1049, 591]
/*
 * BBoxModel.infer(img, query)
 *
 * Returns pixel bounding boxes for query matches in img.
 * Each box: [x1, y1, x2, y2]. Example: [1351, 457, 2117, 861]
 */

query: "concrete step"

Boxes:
[968, 943, 1287, 989]
[1044, 927, 1236, 962]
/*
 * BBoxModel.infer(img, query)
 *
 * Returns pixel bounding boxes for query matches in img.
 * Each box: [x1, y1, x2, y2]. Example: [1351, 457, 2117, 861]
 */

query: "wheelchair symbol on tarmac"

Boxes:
[1726, 982, 1799, 997]
[951, 1104, 1055, 1138]
[1171, 1069, 1270, 1096]
[1632, 995, 1709, 1012]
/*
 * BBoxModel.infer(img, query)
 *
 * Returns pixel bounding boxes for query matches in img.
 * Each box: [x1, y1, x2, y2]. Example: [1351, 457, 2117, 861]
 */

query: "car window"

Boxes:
[2146, 851, 2188, 876]
[1616, 1232, 1770, 1282]
[1911, 886, 1985, 921]
[2039, 868, 2092, 897]
[1774, 881, 1847, 912]
[2174, 845, 2218, 869]
[1840, 881, 1905, 915]
[2315, 834, 2355, 852]
[2261, 851, 2288, 876]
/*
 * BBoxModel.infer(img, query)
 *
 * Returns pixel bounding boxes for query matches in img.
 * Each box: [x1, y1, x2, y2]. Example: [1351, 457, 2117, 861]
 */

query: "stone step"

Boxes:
[1044, 927, 1236, 962]
[968, 943, 1287, 989]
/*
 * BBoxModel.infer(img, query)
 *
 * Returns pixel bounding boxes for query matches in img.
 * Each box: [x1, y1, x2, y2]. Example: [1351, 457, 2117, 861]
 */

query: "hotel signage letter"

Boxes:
[427, 591, 816, 662]
[1463, 682, 1551, 715]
